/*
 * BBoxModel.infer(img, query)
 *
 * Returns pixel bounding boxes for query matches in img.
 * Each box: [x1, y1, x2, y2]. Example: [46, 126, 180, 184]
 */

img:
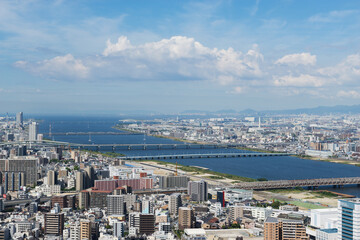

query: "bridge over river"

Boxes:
[236, 177, 360, 190]
[120, 152, 289, 160]
[45, 131, 142, 136]
[0, 140, 291, 151]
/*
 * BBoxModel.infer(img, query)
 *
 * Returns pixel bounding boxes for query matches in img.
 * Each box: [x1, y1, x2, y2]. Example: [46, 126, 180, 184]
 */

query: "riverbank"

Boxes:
[81, 149, 125, 158]
[131, 159, 256, 183]
[297, 155, 360, 167]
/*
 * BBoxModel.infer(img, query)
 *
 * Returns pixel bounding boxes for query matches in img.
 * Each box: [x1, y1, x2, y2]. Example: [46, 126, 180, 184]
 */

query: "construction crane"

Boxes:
[175, 161, 178, 176]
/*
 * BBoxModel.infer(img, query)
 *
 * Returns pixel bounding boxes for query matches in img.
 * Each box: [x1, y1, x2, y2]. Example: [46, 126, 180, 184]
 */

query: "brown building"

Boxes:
[80, 219, 91, 240]
[44, 213, 64, 236]
[264, 216, 308, 240]
[51, 195, 67, 209]
[280, 219, 308, 240]
[264, 217, 280, 240]
[178, 207, 195, 230]
[139, 214, 155, 235]
[90, 190, 111, 208]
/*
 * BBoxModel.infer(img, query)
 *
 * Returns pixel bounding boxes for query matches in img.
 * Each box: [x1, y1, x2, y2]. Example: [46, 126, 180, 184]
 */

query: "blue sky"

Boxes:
[1, 0, 360, 114]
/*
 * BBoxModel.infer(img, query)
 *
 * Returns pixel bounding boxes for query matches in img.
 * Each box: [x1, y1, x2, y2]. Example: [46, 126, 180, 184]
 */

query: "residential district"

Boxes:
[0, 112, 359, 240]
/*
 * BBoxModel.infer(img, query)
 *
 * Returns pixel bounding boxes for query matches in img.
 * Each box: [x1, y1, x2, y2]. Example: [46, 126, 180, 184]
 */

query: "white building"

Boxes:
[113, 220, 124, 238]
[251, 207, 272, 221]
[28, 122, 38, 141]
[310, 208, 338, 229]
[338, 199, 360, 240]
[183, 229, 206, 240]
[70, 221, 80, 240]
[316, 228, 337, 240]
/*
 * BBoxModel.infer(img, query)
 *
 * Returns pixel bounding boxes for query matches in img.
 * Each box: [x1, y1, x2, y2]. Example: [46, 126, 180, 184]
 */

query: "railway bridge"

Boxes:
[120, 152, 289, 160]
[236, 177, 360, 190]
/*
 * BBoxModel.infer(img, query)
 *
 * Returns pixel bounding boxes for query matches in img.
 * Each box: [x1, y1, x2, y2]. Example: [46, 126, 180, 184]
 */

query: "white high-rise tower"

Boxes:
[29, 122, 38, 141]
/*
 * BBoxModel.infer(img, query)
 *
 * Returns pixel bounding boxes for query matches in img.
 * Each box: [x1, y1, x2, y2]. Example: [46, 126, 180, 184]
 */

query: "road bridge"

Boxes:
[45, 131, 142, 136]
[236, 177, 360, 190]
[121, 152, 289, 160]
[0, 140, 291, 152]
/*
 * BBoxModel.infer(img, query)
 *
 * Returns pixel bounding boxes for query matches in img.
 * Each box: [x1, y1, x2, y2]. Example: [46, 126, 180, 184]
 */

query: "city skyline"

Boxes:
[1, 0, 360, 114]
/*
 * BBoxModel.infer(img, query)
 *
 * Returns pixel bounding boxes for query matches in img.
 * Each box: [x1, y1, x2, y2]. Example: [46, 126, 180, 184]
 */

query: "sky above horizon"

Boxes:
[1, 0, 360, 114]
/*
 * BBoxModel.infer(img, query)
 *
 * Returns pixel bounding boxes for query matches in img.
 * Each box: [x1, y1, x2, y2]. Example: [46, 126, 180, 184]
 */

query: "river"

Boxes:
[37, 115, 360, 196]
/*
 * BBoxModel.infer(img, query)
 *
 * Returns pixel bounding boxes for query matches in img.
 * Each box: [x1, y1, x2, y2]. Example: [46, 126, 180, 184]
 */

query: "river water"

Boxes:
[37, 116, 360, 196]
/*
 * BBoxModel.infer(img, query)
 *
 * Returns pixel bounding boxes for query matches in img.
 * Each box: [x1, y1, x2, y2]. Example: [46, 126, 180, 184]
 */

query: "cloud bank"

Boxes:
[14, 35, 360, 98]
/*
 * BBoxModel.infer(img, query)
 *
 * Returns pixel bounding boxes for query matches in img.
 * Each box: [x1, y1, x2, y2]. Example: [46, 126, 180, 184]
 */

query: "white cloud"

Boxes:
[308, 10, 358, 23]
[275, 53, 316, 66]
[17, 36, 264, 85]
[337, 90, 360, 99]
[15, 54, 89, 80]
[274, 74, 325, 87]
[103, 36, 132, 56]
[318, 54, 360, 84]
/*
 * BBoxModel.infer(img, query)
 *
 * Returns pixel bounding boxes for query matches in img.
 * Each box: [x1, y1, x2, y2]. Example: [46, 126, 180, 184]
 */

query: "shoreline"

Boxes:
[131, 159, 257, 183]
[296, 154, 360, 167]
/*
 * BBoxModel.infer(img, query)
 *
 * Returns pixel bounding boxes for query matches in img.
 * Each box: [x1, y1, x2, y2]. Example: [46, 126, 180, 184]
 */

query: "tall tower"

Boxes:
[16, 112, 23, 127]
[258, 117, 261, 128]
[29, 122, 38, 141]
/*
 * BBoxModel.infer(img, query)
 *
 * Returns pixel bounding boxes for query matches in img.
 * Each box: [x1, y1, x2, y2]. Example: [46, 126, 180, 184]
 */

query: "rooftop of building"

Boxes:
[264, 217, 278, 223]
[340, 198, 360, 204]
[318, 228, 338, 234]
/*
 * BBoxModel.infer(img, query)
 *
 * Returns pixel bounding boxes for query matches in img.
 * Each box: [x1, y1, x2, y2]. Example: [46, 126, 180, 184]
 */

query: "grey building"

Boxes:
[188, 180, 208, 202]
[168, 193, 182, 216]
[107, 195, 126, 215]
[159, 175, 189, 189]
[0, 157, 37, 187]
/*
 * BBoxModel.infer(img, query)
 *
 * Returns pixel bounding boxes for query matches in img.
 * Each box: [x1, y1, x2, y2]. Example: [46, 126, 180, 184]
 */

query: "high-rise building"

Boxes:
[16, 112, 23, 127]
[264, 217, 280, 240]
[178, 207, 195, 230]
[188, 180, 208, 202]
[47, 170, 57, 186]
[80, 219, 91, 240]
[338, 198, 360, 240]
[76, 171, 85, 191]
[70, 221, 80, 240]
[79, 191, 90, 209]
[229, 205, 244, 222]
[0, 199, 3, 212]
[107, 195, 126, 215]
[85, 166, 95, 188]
[90, 190, 111, 208]
[168, 193, 182, 216]
[51, 195, 67, 209]
[44, 213, 64, 236]
[159, 175, 189, 189]
[113, 221, 124, 238]
[28, 122, 38, 141]
[0, 228, 10, 240]
[142, 199, 154, 214]
[129, 213, 155, 235]
[1, 172, 25, 192]
[280, 219, 307, 240]
[0, 157, 37, 187]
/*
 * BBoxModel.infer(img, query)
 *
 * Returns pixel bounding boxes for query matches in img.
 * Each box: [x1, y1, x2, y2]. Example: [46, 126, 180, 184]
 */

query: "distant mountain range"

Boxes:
[182, 104, 360, 115]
